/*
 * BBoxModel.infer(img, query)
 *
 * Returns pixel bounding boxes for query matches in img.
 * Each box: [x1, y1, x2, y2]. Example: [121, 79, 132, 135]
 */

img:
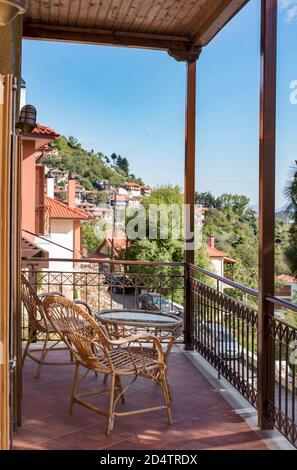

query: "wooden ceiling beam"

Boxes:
[168, 46, 202, 63]
[191, 0, 249, 46]
[23, 23, 191, 52]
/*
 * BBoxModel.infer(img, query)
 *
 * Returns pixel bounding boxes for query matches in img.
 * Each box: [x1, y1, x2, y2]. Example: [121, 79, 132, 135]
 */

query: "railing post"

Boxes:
[184, 59, 198, 350]
[184, 263, 194, 349]
[28, 266, 38, 343]
[258, 0, 277, 430]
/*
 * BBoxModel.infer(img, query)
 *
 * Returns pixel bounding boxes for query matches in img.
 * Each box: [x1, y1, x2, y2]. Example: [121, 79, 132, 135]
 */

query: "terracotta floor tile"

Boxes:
[14, 350, 267, 450]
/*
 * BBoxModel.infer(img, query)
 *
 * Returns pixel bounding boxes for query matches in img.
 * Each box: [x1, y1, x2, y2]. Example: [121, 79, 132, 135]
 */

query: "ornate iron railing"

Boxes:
[189, 264, 297, 448]
[21, 259, 184, 341]
[189, 264, 258, 407]
[266, 297, 297, 447]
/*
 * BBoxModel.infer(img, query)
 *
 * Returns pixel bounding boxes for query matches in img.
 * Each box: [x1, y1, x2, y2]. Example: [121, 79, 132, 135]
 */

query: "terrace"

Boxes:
[15, 259, 297, 449]
[0, 0, 297, 452]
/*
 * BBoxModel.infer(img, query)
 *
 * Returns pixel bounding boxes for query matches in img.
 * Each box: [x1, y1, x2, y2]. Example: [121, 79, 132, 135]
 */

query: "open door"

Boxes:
[0, 73, 21, 450]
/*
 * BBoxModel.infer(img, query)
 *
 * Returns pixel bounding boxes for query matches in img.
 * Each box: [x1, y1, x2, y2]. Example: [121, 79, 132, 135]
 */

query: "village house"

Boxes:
[21, 124, 92, 272]
[206, 236, 237, 289]
[91, 228, 127, 260]
[276, 274, 297, 303]
[21, 123, 60, 243]
[125, 182, 142, 197]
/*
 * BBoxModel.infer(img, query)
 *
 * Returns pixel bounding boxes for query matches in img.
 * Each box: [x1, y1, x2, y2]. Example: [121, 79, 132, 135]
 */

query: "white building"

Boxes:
[37, 173, 92, 272]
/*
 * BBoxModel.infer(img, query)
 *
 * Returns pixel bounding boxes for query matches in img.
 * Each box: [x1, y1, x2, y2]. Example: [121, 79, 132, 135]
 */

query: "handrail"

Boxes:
[266, 295, 297, 313]
[188, 263, 259, 298]
[21, 257, 184, 267]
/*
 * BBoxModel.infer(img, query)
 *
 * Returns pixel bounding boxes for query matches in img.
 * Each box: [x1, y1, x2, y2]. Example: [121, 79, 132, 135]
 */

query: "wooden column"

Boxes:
[0, 16, 23, 450]
[184, 60, 197, 350]
[257, 0, 277, 430]
[0, 74, 13, 451]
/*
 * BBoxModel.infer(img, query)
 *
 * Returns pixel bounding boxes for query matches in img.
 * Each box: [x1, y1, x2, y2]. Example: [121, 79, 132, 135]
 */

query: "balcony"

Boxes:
[16, 259, 297, 450]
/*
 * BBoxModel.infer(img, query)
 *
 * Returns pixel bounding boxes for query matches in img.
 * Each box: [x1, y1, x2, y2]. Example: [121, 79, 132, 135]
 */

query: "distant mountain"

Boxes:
[249, 203, 291, 222]
[276, 204, 291, 222]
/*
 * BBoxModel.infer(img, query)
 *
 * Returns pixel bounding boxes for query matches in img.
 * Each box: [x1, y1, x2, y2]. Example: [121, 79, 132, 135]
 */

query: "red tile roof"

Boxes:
[277, 274, 297, 284]
[96, 229, 127, 255]
[207, 246, 237, 264]
[31, 123, 60, 139]
[125, 182, 141, 188]
[45, 197, 92, 220]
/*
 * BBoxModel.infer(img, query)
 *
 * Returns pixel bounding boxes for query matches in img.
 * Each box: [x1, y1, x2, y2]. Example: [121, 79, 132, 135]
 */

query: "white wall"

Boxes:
[210, 257, 225, 291]
[37, 219, 74, 272]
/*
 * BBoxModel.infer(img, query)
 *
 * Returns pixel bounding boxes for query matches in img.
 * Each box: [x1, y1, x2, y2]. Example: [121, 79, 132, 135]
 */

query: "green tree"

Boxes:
[42, 136, 143, 192]
[81, 221, 103, 254]
[67, 136, 82, 150]
[116, 155, 129, 174]
[285, 162, 297, 276]
[195, 191, 218, 208]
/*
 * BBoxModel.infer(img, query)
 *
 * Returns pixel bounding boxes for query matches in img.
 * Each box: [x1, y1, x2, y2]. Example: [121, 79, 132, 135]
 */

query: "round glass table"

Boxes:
[96, 309, 183, 363]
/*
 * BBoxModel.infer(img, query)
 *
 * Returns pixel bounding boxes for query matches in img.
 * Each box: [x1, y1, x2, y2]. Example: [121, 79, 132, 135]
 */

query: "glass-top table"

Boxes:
[96, 310, 182, 327]
[96, 309, 183, 363]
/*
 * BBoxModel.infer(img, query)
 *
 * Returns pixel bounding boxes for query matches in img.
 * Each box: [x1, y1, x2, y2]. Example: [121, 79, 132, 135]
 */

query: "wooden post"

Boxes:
[0, 74, 13, 451]
[258, 0, 277, 430]
[0, 16, 23, 449]
[184, 60, 197, 350]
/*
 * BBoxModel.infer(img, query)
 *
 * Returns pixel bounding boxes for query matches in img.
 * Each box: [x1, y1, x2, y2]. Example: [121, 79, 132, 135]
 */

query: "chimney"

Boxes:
[45, 171, 54, 198]
[68, 173, 76, 208]
[208, 236, 215, 249]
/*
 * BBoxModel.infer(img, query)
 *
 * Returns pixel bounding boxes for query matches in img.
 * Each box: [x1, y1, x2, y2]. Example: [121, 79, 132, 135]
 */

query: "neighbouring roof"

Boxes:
[45, 196, 92, 220]
[207, 246, 237, 264]
[125, 182, 141, 188]
[31, 123, 60, 138]
[51, 169, 64, 174]
[277, 274, 297, 284]
[54, 188, 67, 193]
[21, 235, 49, 268]
[96, 229, 127, 256]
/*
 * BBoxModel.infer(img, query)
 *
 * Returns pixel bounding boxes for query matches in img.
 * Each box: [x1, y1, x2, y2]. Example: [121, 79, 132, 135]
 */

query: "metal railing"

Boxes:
[21, 258, 184, 341]
[21, 257, 297, 447]
[189, 264, 258, 407]
[189, 264, 297, 448]
[266, 296, 297, 446]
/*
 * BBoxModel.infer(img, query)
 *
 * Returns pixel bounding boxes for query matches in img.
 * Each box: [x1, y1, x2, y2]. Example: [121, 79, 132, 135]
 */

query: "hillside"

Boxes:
[41, 136, 144, 190]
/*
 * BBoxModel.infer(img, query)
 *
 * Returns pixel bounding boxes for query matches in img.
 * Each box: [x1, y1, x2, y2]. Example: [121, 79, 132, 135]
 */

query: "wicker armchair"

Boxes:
[21, 274, 74, 378]
[43, 296, 172, 435]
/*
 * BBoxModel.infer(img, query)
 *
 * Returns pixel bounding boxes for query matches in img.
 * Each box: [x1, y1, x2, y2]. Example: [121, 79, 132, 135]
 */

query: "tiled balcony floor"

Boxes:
[14, 349, 267, 450]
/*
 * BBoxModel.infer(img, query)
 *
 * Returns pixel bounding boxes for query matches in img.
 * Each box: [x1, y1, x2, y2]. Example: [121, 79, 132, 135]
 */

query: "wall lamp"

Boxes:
[16, 105, 37, 133]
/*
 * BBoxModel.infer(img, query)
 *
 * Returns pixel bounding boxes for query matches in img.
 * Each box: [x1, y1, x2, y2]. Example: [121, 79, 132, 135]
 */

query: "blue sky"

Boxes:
[22, 0, 297, 208]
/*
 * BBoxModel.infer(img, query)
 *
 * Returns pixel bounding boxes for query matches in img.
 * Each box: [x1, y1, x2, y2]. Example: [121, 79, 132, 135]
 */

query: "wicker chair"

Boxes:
[21, 274, 74, 379]
[43, 296, 172, 435]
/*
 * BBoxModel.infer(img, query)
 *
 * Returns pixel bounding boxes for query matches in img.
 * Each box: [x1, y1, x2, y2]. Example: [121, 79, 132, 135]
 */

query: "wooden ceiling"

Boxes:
[23, 0, 248, 59]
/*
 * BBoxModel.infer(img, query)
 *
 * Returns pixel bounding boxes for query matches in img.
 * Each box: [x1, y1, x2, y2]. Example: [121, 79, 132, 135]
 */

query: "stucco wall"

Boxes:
[37, 219, 74, 271]
[22, 140, 37, 239]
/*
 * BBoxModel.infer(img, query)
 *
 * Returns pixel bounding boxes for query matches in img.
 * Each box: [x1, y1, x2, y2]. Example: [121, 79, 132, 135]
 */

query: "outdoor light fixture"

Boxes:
[0, 0, 25, 26]
[16, 105, 37, 133]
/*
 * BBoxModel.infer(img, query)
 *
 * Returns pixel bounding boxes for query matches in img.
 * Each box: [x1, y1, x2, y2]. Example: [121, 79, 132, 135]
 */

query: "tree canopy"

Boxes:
[285, 161, 297, 276]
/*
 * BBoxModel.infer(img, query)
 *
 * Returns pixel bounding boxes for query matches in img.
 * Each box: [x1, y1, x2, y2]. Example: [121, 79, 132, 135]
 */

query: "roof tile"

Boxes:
[32, 123, 60, 138]
[45, 197, 92, 220]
